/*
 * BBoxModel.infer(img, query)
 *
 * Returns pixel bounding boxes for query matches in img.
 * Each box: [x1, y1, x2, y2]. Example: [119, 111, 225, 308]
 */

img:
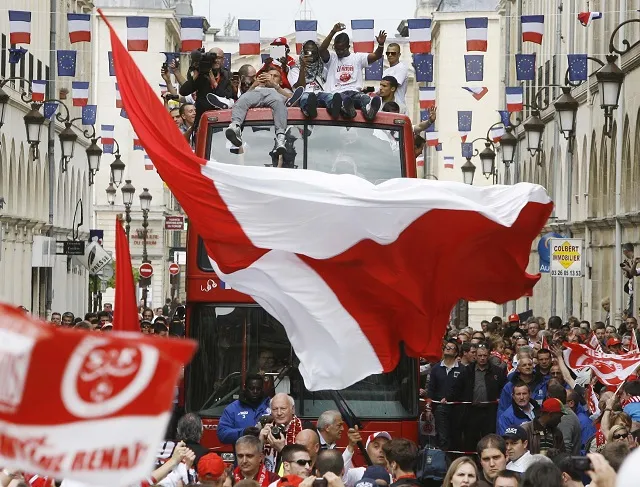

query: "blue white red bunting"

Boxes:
[127, 16, 149, 51]
[578, 11, 602, 27]
[9, 10, 31, 45]
[462, 86, 488, 101]
[180, 17, 204, 52]
[238, 20, 260, 55]
[419, 87, 436, 109]
[444, 156, 454, 169]
[68, 13, 91, 43]
[351, 19, 375, 53]
[521, 15, 544, 44]
[505, 87, 523, 112]
[295, 20, 318, 54]
[31, 80, 46, 102]
[465, 17, 488, 52]
[407, 18, 432, 54]
[71, 81, 89, 107]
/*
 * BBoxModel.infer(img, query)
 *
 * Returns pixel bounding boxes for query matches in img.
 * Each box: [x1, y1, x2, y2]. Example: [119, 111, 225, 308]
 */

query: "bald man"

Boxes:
[296, 429, 321, 466]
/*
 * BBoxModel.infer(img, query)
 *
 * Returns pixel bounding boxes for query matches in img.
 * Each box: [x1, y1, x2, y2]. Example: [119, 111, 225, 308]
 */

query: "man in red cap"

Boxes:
[607, 336, 624, 354]
[260, 37, 299, 90]
[198, 453, 227, 486]
[519, 398, 566, 454]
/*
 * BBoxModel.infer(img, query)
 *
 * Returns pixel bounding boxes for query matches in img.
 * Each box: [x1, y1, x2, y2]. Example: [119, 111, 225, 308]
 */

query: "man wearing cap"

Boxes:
[197, 453, 227, 486]
[343, 432, 392, 487]
[261, 37, 299, 90]
[519, 398, 566, 455]
[547, 383, 582, 455]
[502, 426, 533, 473]
[503, 314, 521, 338]
[607, 336, 624, 354]
[497, 381, 539, 434]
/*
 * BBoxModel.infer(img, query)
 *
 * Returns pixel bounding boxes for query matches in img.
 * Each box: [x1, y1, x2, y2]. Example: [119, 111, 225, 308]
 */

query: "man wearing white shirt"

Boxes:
[502, 426, 534, 474]
[343, 432, 392, 487]
[381, 44, 408, 107]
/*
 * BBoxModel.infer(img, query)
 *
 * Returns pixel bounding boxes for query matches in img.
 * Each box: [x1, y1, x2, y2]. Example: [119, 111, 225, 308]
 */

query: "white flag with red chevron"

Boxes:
[563, 341, 640, 386]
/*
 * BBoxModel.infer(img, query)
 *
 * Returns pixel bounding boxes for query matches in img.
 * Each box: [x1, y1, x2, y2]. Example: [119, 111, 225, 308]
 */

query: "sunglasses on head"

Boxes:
[293, 459, 312, 466]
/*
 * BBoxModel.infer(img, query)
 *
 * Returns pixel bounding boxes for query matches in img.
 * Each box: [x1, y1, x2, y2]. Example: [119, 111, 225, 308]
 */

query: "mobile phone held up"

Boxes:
[270, 45, 286, 61]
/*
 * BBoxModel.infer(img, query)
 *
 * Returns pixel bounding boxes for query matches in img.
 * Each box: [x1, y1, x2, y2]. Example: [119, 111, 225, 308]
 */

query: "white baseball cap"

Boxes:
[365, 431, 392, 449]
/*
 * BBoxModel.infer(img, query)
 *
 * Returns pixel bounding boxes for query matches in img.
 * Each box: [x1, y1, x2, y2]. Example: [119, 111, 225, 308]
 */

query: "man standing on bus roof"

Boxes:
[382, 43, 408, 108]
[218, 374, 271, 446]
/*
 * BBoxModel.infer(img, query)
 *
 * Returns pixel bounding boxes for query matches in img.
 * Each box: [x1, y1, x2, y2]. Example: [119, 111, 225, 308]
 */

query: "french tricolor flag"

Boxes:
[115, 83, 123, 108]
[521, 15, 544, 44]
[578, 11, 602, 27]
[490, 125, 505, 142]
[238, 19, 260, 55]
[419, 87, 436, 109]
[180, 17, 204, 52]
[127, 16, 149, 51]
[31, 80, 46, 102]
[465, 17, 488, 52]
[444, 156, 454, 169]
[506, 86, 524, 112]
[144, 154, 154, 171]
[426, 130, 439, 147]
[407, 18, 432, 53]
[134, 137, 143, 151]
[72, 81, 89, 107]
[101, 125, 115, 145]
[68, 13, 91, 43]
[9, 11, 31, 45]
[462, 86, 488, 100]
[295, 20, 317, 54]
[351, 19, 375, 53]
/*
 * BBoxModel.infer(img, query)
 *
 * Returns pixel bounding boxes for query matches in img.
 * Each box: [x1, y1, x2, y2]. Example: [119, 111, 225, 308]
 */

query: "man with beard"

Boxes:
[218, 374, 271, 445]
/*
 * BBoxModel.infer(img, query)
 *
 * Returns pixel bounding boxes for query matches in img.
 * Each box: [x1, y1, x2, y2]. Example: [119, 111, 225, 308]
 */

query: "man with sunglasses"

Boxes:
[381, 43, 408, 107]
[268, 444, 313, 487]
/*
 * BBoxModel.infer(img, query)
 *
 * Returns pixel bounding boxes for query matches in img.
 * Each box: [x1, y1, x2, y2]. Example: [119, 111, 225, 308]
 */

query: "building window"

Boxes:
[28, 53, 34, 83]
[544, 60, 550, 105]
[1, 34, 5, 78]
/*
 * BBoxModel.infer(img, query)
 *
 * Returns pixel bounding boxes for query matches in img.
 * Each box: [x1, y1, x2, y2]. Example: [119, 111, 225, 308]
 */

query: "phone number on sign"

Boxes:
[551, 269, 582, 277]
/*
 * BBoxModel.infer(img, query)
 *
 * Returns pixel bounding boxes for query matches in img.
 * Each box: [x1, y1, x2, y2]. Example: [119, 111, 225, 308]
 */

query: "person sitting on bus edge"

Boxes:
[268, 444, 313, 487]
[295, 40, 329, 119]
[377, 76, 403, 114]
[234, 435, 281, 487]
[225, 65, 304, 153]
[218, 374, 272, 446]
[317, 22, 386, 121]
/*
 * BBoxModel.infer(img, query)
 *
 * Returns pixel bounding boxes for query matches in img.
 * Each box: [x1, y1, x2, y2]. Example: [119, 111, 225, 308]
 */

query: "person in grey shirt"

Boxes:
[547, 382, 582, 454]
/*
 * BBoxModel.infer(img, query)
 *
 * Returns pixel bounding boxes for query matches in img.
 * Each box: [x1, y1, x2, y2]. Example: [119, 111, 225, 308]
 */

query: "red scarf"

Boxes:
[234, 464, 270, 487]
[621, 396, 640, 408]
[264, 416, 304, 471]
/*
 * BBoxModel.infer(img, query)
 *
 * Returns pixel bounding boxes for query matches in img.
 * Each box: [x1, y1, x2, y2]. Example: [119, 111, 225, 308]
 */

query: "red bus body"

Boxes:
[184, 108, 419, 461]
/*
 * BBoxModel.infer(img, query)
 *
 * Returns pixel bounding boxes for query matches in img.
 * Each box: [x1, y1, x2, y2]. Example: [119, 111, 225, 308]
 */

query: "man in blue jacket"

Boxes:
[498, 354, 548, 417]
[218, 374, 271, 445]
[497, 381, 540, 434]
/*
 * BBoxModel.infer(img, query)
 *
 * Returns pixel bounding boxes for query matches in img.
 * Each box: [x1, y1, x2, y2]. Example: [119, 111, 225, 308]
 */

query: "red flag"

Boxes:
[541, 334, 550, 350]
[100, 10, 553, 391]
[629, 330, 639, 353]
[586, 331, 604, 352]
[114, 217, 139, 332]
[0, 303, 196, 485]
[562, 341, 640, 386]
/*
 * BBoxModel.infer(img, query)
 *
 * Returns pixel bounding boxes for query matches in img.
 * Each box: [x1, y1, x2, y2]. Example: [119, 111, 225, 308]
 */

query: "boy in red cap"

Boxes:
[198, 453, 227, 486]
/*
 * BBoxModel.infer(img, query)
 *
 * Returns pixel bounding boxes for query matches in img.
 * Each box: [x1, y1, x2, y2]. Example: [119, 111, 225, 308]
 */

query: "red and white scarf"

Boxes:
[234, 464, 270, 487]
[264, 416, 303, 471]
[621, 396, 640, 408]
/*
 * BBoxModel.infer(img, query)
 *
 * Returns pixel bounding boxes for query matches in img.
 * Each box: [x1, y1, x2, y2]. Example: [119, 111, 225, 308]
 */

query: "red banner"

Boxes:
[563, 341, 640, 386]
[0, 304, 196, 486]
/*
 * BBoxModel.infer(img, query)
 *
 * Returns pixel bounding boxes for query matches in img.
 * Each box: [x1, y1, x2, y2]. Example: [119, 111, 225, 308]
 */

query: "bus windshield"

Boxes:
[206, 121, 405, 184]
[186, 304, 418, 420]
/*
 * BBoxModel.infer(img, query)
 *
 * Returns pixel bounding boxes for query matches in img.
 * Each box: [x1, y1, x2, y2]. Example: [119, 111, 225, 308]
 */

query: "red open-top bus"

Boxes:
[183, 107, 420, 461]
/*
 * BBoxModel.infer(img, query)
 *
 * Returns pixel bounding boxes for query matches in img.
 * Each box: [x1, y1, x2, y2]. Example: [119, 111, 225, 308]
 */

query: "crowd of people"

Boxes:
[159, 22, 436, 162]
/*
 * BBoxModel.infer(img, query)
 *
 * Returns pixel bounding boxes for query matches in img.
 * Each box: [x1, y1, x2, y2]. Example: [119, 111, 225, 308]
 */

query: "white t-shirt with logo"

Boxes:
[383, 62, 408, 105]
[325, 51, 370, 93]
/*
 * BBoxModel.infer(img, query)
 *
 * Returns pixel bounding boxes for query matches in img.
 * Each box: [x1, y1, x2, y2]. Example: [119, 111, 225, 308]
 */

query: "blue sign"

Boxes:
[89, 229, 104, 245]
[538, 232, 563, 272]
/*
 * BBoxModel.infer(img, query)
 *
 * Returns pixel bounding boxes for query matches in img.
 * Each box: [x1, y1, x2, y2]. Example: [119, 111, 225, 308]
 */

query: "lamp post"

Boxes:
[139, 188, 152, 306]
[554, 87, 579, 153]
[500, 127, 518, 167]
[461, 158, 476, 185]
[105, 183, 116, 205]
[24, 104, 45, 159]
[86, 138, 103, 186]
[110, 152, 125, 187]
[596, 55, 625, 137]
[121, 180, 136, 242]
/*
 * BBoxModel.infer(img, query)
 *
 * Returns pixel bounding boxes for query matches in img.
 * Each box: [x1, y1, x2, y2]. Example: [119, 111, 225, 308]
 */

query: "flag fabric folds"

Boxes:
[8, 47, 27, 64]
[82, 105, 97, 126]
[180, 17, 204, 52]
[43, 102, 58, 120]
[568, 54, 588, 81]
[578, 11, 602, 27]
[516, 53, 536, 81]
[490, 124, 505, 142]
[563, 342, 640, 386]
[458, 111, 472, 142]
[464, 55, 484, 82]
[461, 142, 474, 158]
[0, 303, 196, 486]
[419, 87, 436, 109]
[104, 9, 554, 391]
[127, 16, 149, 51]
[444, 156, 454, 169]
[238, 19, 261, 55]
[114, 217, 140, 332]
[57, 50, 77, 76]
[499, 110, 511, 127]
[413, 54, 434, 82]
[71, 81, 89, 107]
[435, 143, 442, 152]
[31, 80, 46, 102]
[425, 123, 439, 146]
[462, 86, 488, 101]
[407, 18, 432, 53]
[102, 125, 115, 153]
[521, 15, 544, 44]
[68, 13, 91, 43]
[465, 17, 488, 51]
[295, 20, 318, 54]
[9, 10, 31, 44]
[506, 87, 524, 112]
[351, 19, 375, 52]
[144, 154, 155, 171]
[365, 58, 383, 81]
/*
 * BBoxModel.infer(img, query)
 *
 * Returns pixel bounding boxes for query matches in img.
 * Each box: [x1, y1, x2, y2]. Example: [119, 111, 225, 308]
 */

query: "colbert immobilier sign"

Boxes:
[549, 238, 583, 278]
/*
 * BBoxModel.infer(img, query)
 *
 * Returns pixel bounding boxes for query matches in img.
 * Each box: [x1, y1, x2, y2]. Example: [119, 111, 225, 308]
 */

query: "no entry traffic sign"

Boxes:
[139, 262, 154, 279]
[169, 263, 180, 275]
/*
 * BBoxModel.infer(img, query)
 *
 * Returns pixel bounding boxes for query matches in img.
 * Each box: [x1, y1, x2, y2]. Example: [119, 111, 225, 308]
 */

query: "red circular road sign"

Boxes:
[169, 263, 180, 276]
[139, 262, 154, 279]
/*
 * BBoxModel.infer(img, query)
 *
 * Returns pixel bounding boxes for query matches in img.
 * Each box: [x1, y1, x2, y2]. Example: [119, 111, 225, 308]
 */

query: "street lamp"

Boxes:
[110, 154, 125, 187]
[500, 127, 517, 167]
[139, 187, 152, 213]
[139, 188, 153, 306]
[523, 110, 545, 157]
[105, 183, 116, 205]
[554, 87, 579, 152]
[24, 103, 45, 159]
[86, 138, 103, 186]
[596, 55, 625, 137]
[121, 180, 136, 241]
[479, 142, 496, 179]
[461, 158, 476, 185]
[59, 122, 78, 172]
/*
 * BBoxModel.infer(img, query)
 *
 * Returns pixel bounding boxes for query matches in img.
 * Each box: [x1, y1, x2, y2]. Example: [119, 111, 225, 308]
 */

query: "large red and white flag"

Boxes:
[563, 341, 640, 386]
[0, 303, 196, 486]
[101, 10, 553, 391]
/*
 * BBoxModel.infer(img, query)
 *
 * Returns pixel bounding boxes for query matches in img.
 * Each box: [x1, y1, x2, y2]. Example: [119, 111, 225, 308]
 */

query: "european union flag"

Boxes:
[458, 111, 473, 133]
[9, 47, 27, 64]
[464, 55, 484, 82]
[108, 51, 115, 76]
[498, 110, 511, 127]
[120, 108, 128, 119]
[43, 102, 58, 120]
[435, 143, 443, 152]
[462, 142, 474, 158]
[365, 58, 383, 81]
[413, 53, 433, 82]
[515, 53, 536, 81]
[57, 49, 77, 76]
[568, 54, 587, 81]
[82, 105, 97, 125]
[223, 53, 231, 71]
[103, 143, 114, 154]
[162, 52, 181, 65]
[420, 110, 430, 122]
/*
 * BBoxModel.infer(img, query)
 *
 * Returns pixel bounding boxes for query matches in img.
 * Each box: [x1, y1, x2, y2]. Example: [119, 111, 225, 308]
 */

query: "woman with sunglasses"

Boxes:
[607, 424, 631, 445]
